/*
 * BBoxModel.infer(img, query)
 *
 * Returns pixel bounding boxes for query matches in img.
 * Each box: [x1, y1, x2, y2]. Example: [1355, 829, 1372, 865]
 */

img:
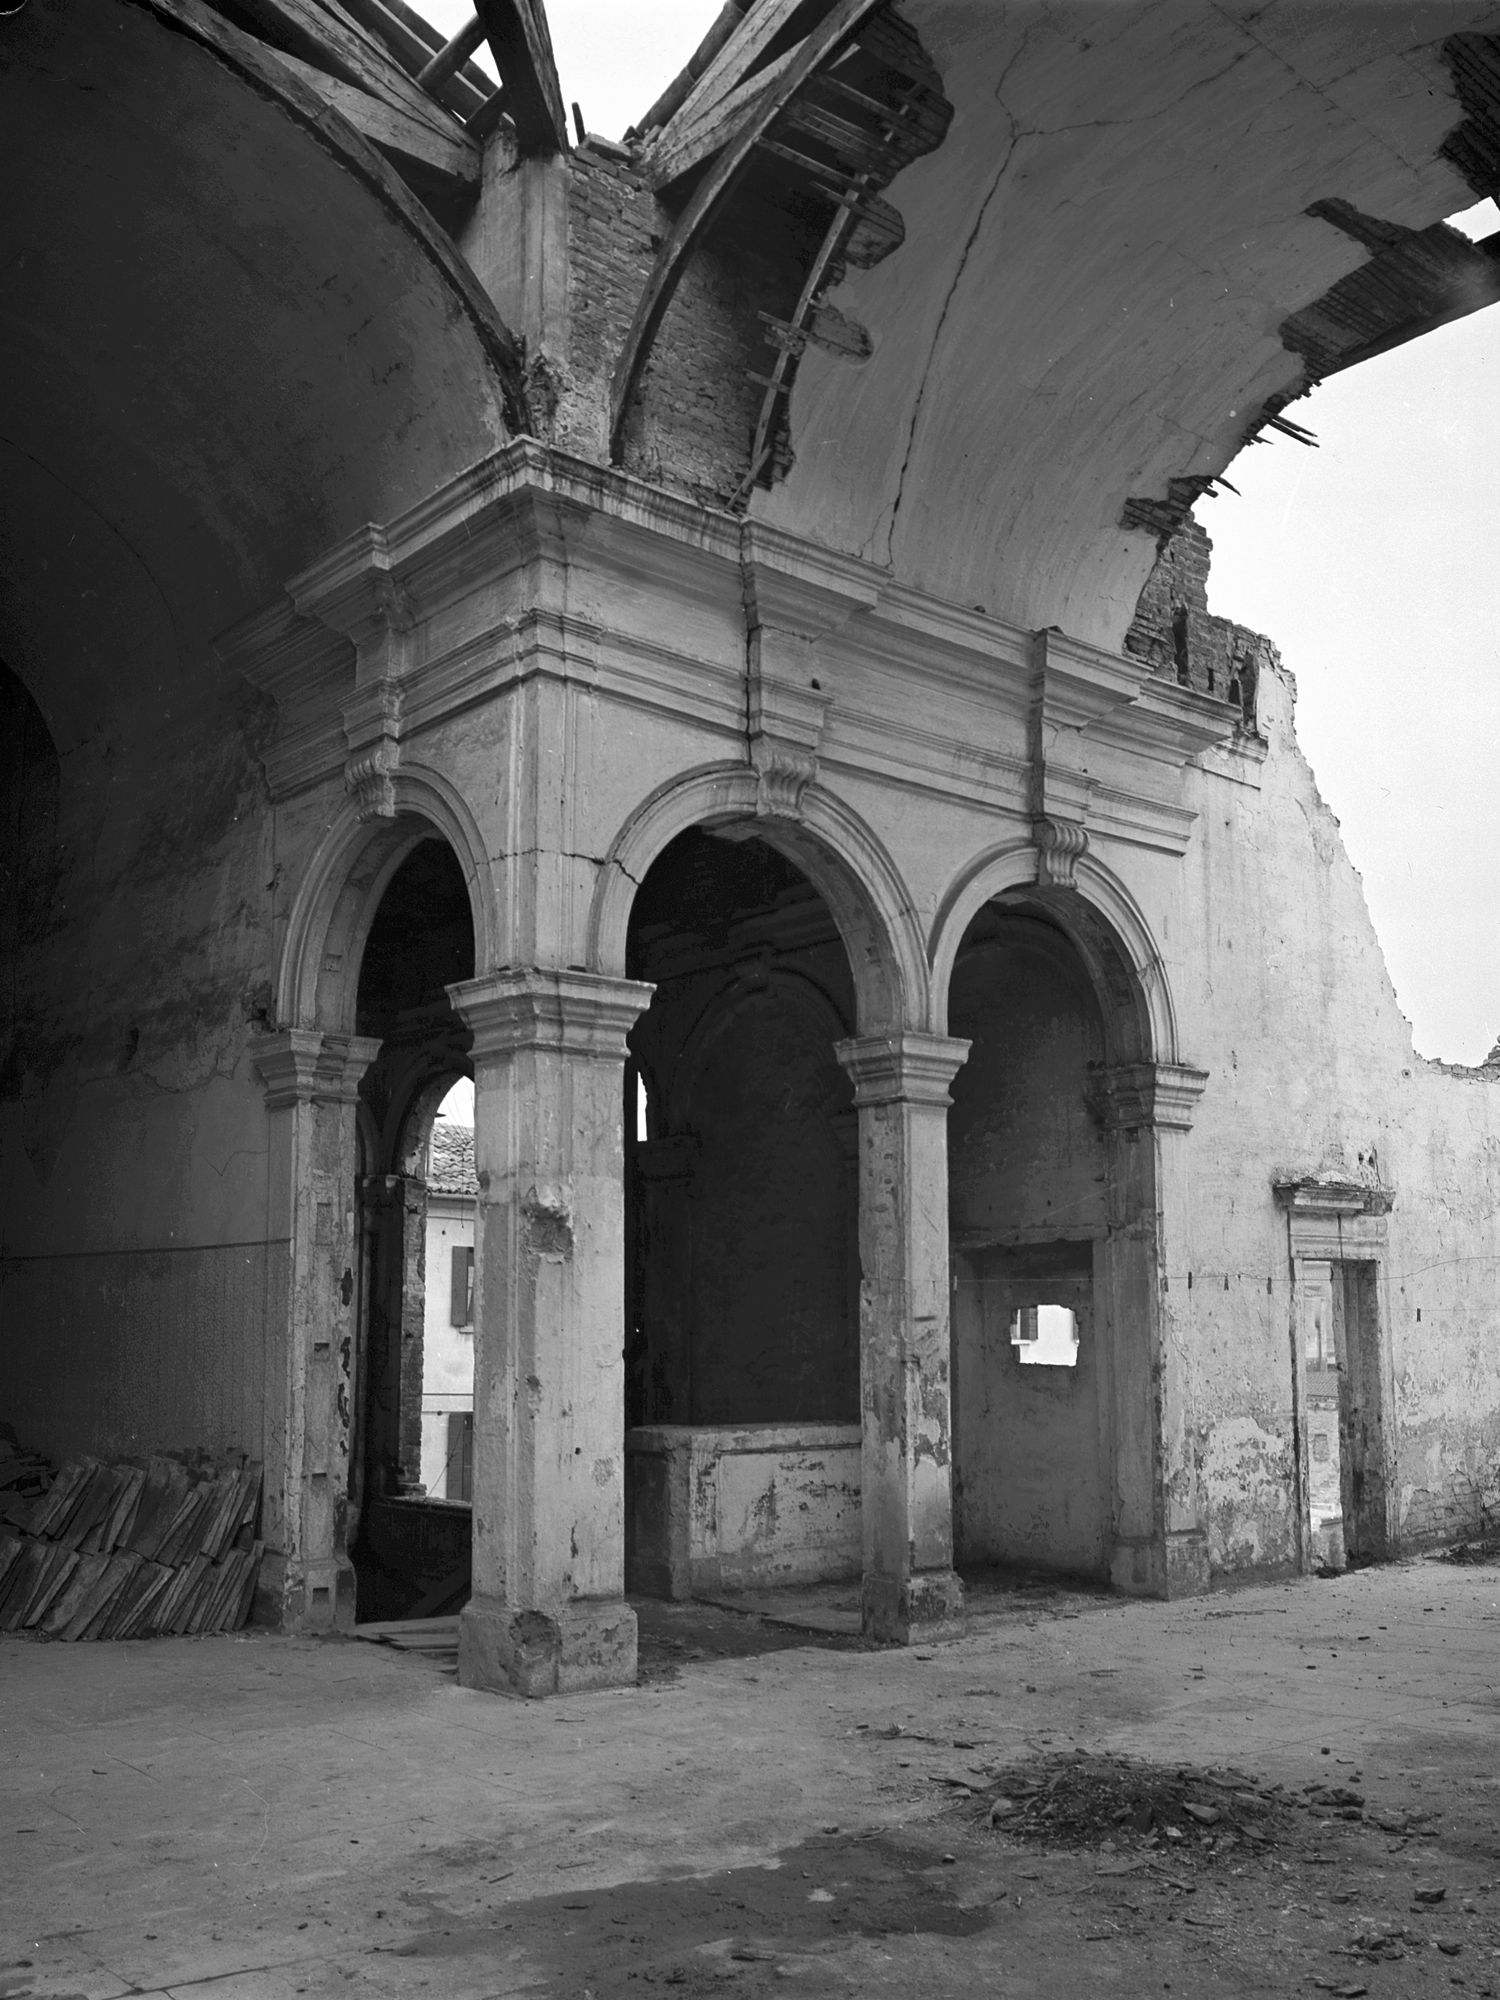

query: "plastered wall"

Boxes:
[0, 685, 283, 1513]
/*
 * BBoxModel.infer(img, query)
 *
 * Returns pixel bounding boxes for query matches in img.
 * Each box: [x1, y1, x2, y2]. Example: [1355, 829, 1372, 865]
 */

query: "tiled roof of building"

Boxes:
[428, 1121, 477, 1195]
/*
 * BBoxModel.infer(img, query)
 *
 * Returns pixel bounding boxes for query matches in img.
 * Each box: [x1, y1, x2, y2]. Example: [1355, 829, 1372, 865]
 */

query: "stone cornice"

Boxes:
[1033, 627, 1145, 734]
[835, 1032, 972, 1109]
[448, 969, 655, 1062]
[251, 1030, 383, 1111]
[219, 441, 1244, 837]
[1273, 1177, 1395, 1219]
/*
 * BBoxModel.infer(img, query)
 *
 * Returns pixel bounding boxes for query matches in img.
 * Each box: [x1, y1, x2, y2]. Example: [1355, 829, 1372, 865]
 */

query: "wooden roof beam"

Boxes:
[267, 47, 480, 190]
[471, 0, 568, 155]
[651, 0, 833, 148]
[609, 0, 883, 464]
[232, 0, 481, 137]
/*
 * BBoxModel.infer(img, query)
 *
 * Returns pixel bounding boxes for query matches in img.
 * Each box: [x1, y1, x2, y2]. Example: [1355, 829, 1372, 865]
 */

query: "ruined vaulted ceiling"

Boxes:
[0, 0, 523, 750]
[743, 0, 1500, 650]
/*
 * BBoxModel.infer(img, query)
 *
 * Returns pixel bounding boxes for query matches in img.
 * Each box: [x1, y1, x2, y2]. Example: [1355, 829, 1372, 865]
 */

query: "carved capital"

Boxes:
[448, 969, 655, 1065]
[1088, 1060, 1209, 1133]
[834, 1032, 971, 1110]
[252, 1030, 383, 1111]
[342, 678, 403, 821]
[345, 742, 398, 821]
[1034, 816, 1089, 889]
[751, 740, 819, 820]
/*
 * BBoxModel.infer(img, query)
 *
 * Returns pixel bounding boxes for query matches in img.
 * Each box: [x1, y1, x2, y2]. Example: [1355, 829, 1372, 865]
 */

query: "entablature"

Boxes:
[218, 440, 1242, 847]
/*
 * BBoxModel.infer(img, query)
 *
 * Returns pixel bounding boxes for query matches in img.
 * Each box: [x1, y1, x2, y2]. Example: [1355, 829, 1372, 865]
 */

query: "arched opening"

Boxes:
[946, 898, 1149, 1587]
[350, 836, 476, 1623]
[622, 827, 862, 1600]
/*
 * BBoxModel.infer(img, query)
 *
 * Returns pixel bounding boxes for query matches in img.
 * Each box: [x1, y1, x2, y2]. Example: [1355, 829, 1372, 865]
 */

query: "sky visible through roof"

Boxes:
[422, 0, 1499, 1064]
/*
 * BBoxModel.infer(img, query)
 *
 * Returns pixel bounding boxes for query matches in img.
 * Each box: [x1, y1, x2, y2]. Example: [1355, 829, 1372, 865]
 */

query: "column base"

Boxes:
[1110, 1530, 1211, 1599]
[263, 1553, 357, 1633]
[861, 1567, 964, 1645]
[458, 1593, 638, 1697]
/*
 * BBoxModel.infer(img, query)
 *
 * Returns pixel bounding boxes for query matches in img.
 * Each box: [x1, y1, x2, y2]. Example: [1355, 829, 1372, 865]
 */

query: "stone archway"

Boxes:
[253, 800, 491, 1632]
[599, 783, 967, 1646]
[930, 860, 1207, 1599]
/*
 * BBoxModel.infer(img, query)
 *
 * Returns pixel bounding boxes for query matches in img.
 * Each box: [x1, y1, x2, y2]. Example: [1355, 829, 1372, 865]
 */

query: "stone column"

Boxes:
[448, 968, 654, 1697]
[834, 1031, 971, 1644]
[252, 1028, 382, 1633]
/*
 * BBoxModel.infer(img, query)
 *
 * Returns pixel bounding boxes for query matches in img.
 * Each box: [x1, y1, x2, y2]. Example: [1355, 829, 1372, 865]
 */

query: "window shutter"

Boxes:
[450, 1244, 471, 1325]
[447, 1411, 474, 1503]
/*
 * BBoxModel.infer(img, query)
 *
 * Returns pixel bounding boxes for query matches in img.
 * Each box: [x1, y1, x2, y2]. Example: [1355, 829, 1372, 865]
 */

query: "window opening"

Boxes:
[1011, 1301, 1081, 1368]
[419, 1075, 478, 1502]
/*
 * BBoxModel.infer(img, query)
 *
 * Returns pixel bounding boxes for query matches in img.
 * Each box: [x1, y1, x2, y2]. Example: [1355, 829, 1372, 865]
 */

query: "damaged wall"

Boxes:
[1145, 526, 1500, 1574]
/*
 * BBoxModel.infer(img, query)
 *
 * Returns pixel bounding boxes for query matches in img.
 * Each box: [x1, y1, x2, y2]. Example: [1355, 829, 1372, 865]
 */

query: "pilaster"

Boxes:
[251, 1029, 382, 1632]
[741, 536, 874, 820]
[1089, 1057, 1210, 1596]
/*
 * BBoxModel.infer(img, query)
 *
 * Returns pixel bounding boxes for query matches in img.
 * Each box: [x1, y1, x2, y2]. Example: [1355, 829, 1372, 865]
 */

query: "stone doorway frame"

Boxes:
[1273, 1177, 1396, 1572]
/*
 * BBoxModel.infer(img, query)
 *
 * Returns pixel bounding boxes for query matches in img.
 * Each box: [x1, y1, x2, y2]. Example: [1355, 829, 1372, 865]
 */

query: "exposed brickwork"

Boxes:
[566, 151, 817, 503]
[1124, 517, 1272, 730]
[1399, 1453, 1500, 1550]
[562, 150, 660, 461]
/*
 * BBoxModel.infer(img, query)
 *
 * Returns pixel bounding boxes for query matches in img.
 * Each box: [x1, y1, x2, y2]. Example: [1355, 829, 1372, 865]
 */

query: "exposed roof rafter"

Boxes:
[609, 0, 885, 465]
[470, 0, 568, 155]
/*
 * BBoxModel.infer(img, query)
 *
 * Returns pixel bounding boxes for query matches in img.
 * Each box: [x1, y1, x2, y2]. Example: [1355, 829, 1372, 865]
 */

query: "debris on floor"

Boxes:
[1432, 1535, 1500, 1566]
[354, 1615, 460, 1673]
[966, 1751, 1302, 1864]
[0, 1429, 53, 1516]
[960, 1749, 1450, 1872]
[0, 1449, 263, 1640]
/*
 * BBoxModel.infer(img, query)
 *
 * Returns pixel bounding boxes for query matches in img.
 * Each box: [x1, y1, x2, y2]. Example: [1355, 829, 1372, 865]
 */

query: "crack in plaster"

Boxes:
[1201, 0, 1440, 170]
[205, 1145, 269, 1180]
[1016, 45, 1263, 143]
[877, 22, 1285, 569]
[881, 120, 1020, 568]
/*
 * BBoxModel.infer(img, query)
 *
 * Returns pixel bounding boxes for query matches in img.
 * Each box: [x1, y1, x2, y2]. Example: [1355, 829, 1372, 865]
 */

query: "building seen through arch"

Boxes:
[3, 0, 1500, 1697]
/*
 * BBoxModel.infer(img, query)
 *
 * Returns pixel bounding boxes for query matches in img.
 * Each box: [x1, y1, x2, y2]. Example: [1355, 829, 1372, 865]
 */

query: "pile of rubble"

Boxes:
[974, 1751, 1289, 1865]
[0, 1444, 263, 1641]
[967, 1751, 1443, 1866]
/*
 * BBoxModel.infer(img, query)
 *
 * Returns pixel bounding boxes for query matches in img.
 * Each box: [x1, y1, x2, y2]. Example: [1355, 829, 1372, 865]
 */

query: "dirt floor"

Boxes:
[5, 1554, 1500, 1997]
